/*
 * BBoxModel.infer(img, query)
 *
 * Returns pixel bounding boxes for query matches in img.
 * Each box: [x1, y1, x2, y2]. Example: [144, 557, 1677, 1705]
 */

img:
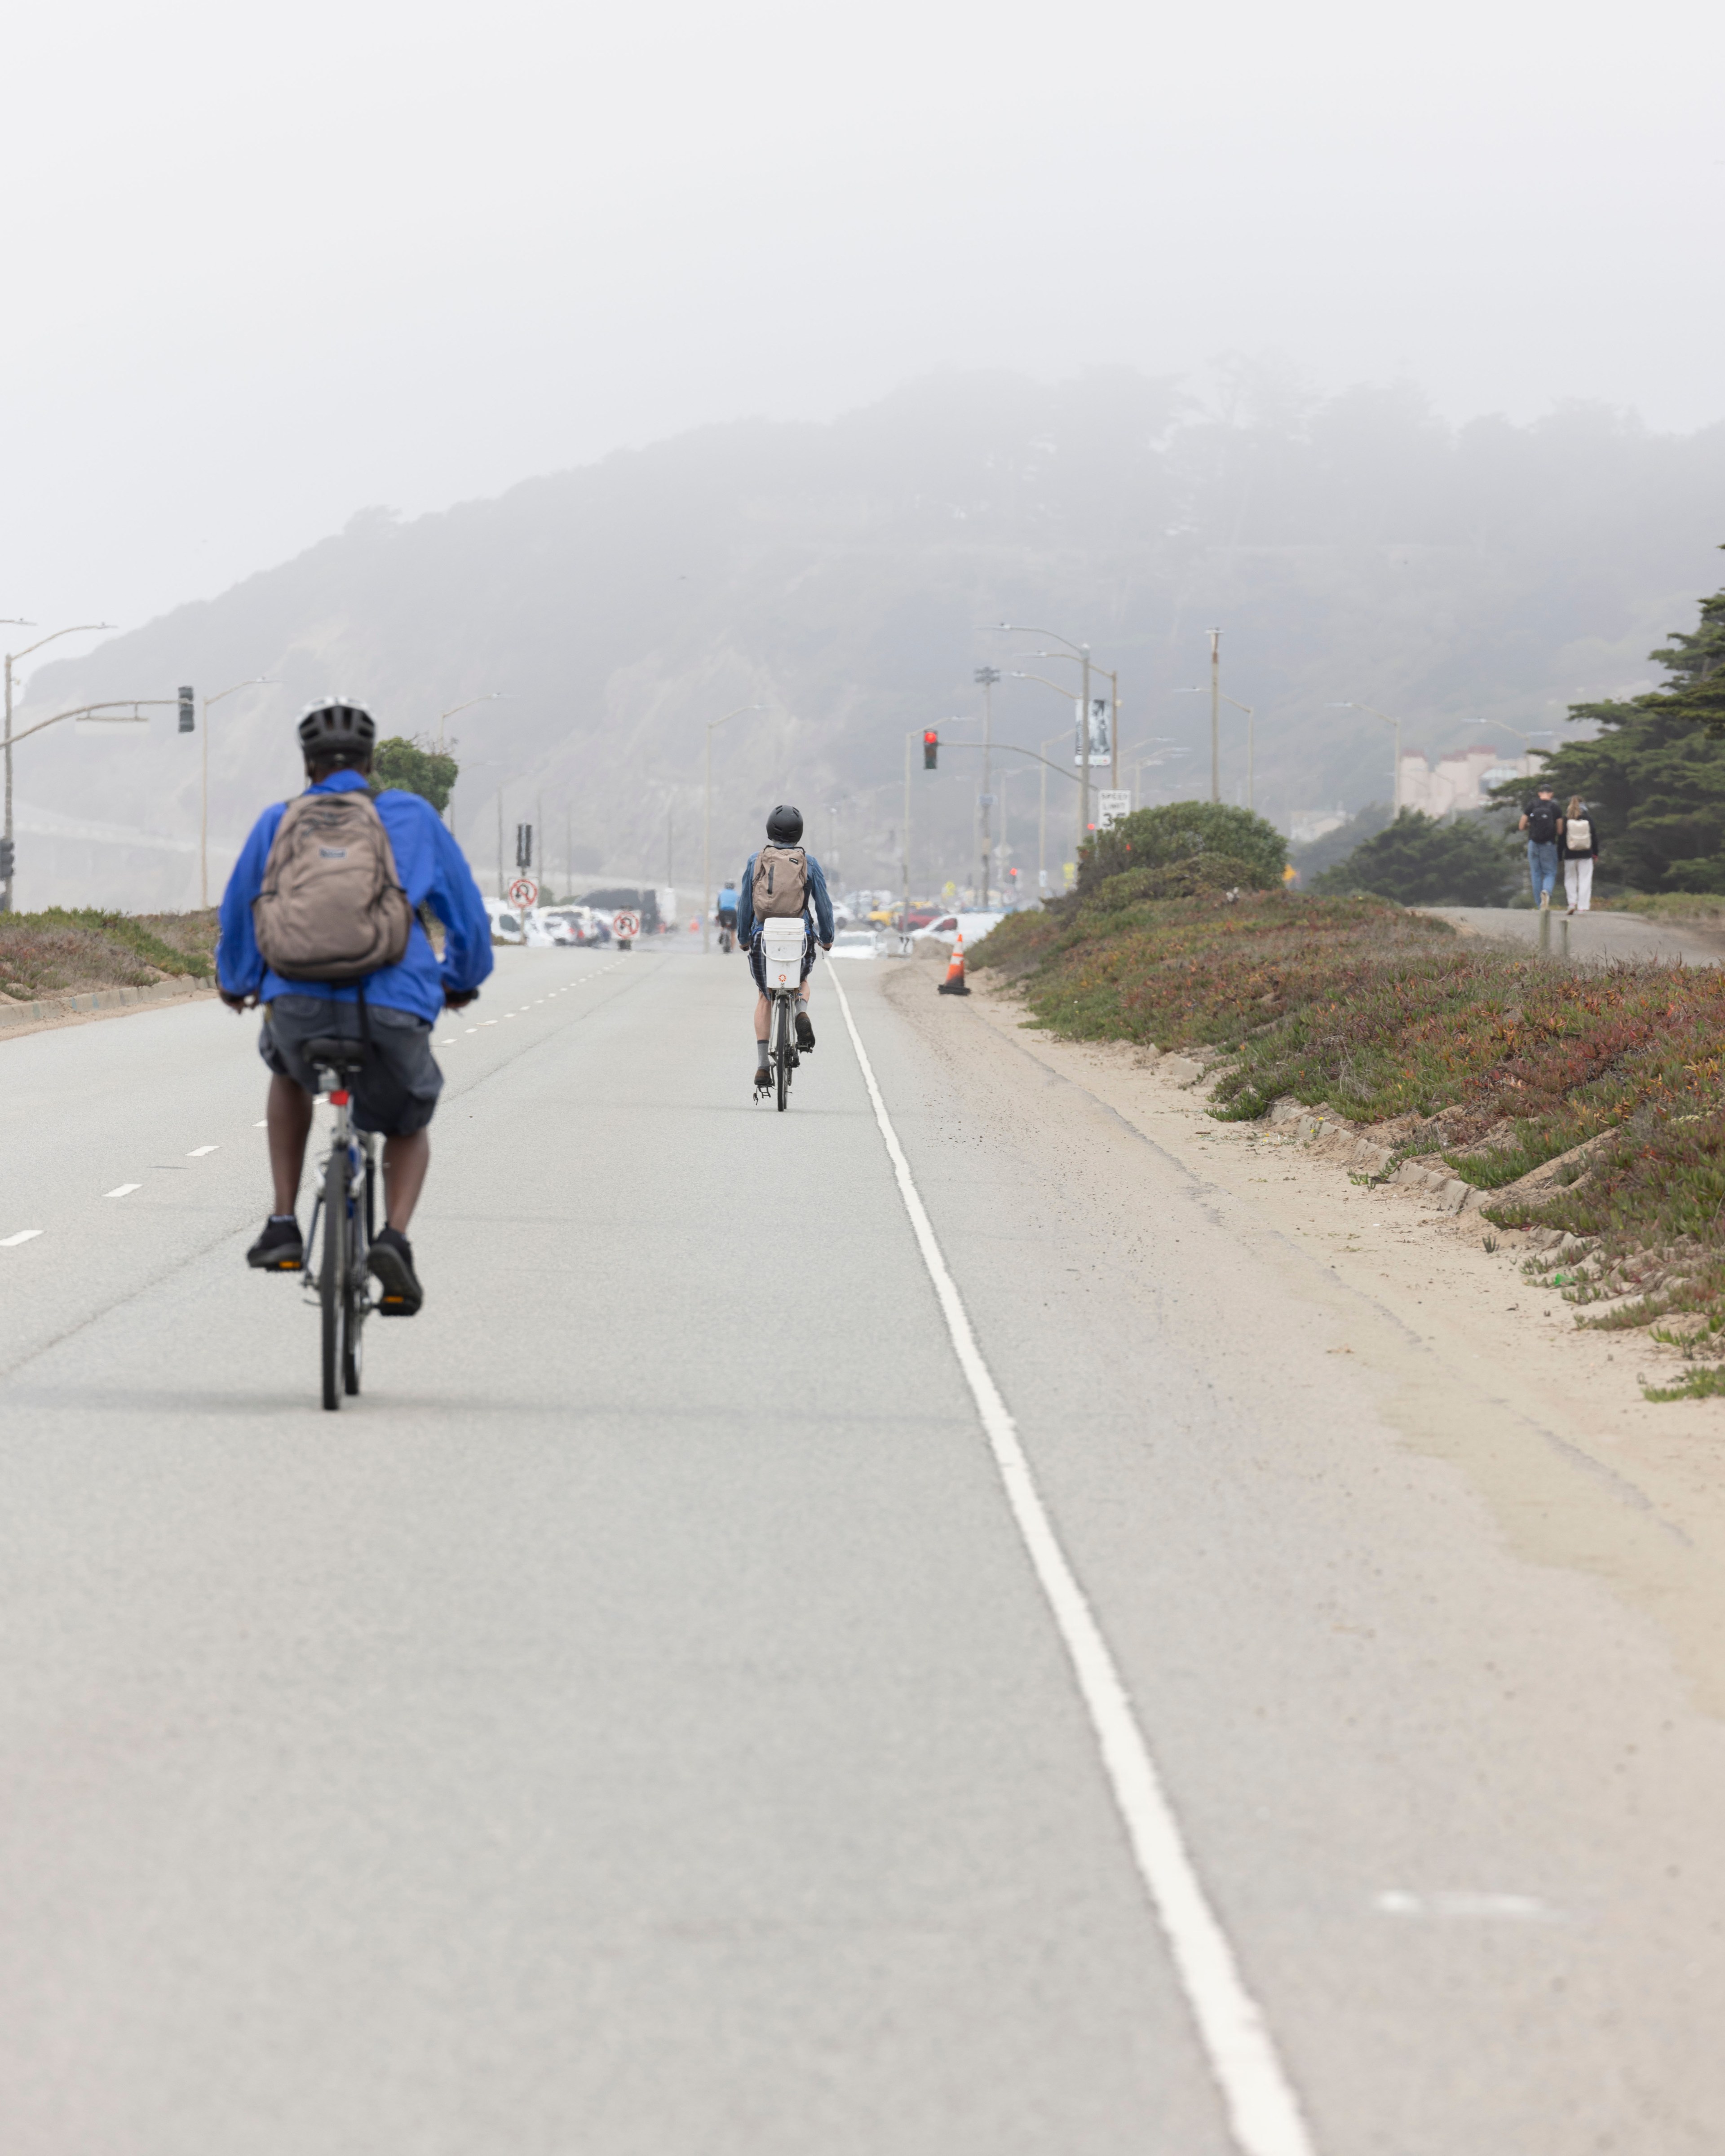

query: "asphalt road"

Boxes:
[2, 944, 1723, 2153]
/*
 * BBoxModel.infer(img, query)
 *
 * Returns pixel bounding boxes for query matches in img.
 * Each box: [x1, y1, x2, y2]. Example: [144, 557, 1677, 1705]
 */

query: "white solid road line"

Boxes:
[0, 1229, 44, 1248]
[826, 963, 1316, 2156]
[104, 1184, 142, 1199]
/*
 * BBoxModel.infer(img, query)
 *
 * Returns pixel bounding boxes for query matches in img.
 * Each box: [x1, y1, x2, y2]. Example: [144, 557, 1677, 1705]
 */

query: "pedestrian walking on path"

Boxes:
[1561, 795, 1600, 914]
[1519, 785, 1563, 909]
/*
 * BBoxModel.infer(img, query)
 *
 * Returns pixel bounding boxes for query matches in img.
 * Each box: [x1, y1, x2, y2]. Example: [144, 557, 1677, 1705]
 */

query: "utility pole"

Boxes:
[1208, 626, 1221, 804]
[974, 665, 1000, 909]
[495, 790, 504, 899]
[1078, 643, 1092, 883]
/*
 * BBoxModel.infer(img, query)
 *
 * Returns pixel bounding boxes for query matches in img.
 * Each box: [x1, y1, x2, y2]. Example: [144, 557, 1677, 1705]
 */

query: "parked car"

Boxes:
[916, 910, 1004, 950]
[484, 897, 526, 946]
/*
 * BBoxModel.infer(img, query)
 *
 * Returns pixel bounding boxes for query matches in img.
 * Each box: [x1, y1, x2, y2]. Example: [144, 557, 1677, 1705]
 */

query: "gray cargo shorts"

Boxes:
[260, 994, 443, 1137]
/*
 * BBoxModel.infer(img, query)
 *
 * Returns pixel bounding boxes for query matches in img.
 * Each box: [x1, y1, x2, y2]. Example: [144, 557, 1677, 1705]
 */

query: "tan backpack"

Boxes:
[752, 844, 809, 919]
[253, 790, 413, 981]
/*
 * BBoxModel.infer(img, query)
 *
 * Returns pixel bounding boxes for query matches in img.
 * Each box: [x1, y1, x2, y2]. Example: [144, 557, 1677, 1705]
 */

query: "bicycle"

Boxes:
[754, 919, 809, 1112]
[301, 1035, 379, 1410]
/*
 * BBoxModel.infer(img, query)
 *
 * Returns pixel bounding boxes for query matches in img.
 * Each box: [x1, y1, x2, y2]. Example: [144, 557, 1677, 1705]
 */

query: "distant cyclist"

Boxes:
[715, 881, 739, 954]
[216, 697, 494, 1311]
[735, 804, 834, 1089]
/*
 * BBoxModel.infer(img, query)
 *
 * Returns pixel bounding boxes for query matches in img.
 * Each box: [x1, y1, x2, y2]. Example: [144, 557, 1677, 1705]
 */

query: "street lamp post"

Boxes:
[1330, 701, 1403, 812]
[3, 621, 115, 910]
[703, 704, 759, 953]
[1209, 628, 1222, 804]
[974, 665, 1000, 908]
[201, 678, 276, 907]
[988, 624, 1098, 886]
[1009, 649, 1121, 796]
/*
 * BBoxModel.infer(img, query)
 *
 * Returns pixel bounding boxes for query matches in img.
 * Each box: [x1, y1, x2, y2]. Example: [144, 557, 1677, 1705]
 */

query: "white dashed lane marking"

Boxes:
[1, 1229, 44, 1248]
[187, 1145, 218, 1157]
[105, 1184, 142, 1200]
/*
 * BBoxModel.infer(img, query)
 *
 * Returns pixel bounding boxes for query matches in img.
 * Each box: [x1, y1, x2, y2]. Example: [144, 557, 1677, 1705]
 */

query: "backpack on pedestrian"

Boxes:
[252, 790, 413, 981]
[1525, 798, 1561, 845]
[752, 844, 809, 919]
[1565, 813, 1592, 853]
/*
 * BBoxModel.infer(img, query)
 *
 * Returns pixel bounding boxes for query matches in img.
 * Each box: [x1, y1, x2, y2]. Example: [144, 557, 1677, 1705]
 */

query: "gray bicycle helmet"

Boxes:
[298, 696, 376, 765]
[765, 804, 803, 844]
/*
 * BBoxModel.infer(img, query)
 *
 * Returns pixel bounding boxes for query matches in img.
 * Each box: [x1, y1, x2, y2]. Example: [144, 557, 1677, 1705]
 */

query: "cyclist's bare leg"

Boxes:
[754, 991, 771, 1044]
[267, 1074, 314, 1214]
[382, 1131, 429, 1231]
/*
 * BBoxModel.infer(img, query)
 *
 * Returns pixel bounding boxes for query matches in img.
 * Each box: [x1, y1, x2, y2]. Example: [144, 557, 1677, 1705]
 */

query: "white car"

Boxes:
[916, 910, 1005, 950]
[484, 897, 526, 946]
[825, 928, 881, 961]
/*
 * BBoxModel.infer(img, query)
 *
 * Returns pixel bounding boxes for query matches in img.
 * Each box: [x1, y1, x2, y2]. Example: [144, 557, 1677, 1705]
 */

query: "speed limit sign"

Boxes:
[507, 876, 539, 910]
[612, 910, 641, 942]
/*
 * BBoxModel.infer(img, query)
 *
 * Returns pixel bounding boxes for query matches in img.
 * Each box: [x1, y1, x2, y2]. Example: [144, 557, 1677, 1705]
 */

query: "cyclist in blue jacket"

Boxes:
[735, 804, 834, 1088]
[217, 698, 493, 1310]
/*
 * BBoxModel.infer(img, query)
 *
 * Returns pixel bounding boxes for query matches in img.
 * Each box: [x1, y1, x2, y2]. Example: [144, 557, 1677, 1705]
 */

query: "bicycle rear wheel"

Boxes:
[343, 1151, 372, 1397]
[320, 1146, 345, 1411]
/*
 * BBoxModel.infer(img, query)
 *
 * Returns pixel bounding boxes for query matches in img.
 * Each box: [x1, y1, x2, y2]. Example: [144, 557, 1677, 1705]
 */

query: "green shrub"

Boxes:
[1080, 800, 1286, 893]
[1311, 808, 1517, 905]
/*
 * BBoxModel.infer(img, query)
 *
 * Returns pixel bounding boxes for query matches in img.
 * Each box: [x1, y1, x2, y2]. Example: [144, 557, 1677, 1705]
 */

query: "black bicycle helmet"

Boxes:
[765, 804, 803, 844]
[298, 696, 376, 765]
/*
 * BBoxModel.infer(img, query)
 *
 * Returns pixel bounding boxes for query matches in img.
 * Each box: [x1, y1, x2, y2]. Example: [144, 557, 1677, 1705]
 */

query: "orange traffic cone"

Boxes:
[937, 932, 970, 996]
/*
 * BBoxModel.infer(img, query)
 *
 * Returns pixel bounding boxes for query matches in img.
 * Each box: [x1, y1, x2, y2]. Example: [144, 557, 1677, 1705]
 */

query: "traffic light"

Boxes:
[178, 686, 195, 733]
[923, 728, 938, 769]
[515, 823, 533, 871]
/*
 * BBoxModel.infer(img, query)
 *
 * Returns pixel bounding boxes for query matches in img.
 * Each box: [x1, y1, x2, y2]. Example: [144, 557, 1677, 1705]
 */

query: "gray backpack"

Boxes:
[253, 790, 413, 981]
[753, 844, 809, 919]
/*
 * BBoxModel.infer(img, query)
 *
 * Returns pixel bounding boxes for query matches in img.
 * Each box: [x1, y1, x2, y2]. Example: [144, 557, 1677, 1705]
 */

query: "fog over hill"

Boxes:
[13, 365, 1724, 910]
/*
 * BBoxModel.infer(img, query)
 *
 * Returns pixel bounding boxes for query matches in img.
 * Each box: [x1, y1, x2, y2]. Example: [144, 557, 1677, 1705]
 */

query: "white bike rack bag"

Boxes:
[759, 919, 807, 987]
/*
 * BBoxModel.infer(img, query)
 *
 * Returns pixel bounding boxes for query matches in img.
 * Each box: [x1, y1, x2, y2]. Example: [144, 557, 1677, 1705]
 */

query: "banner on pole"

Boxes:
[1073, 695, 1112, 765]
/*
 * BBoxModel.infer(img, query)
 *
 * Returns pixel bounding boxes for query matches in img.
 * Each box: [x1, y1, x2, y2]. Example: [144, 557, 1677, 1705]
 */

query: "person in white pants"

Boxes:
[1562, 795, 1599, 912]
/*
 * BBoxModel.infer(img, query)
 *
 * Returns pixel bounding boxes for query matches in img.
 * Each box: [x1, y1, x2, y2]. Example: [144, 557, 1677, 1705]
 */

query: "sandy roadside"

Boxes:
[926, 966, 1725, 1716]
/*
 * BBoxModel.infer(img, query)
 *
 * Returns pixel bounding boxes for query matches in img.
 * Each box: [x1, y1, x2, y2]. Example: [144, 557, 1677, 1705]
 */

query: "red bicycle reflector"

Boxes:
[330, 1089, 350, 1105]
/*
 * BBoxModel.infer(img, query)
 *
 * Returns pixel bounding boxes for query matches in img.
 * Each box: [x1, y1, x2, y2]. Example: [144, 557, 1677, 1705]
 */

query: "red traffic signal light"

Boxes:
[923, 729, 938, 769]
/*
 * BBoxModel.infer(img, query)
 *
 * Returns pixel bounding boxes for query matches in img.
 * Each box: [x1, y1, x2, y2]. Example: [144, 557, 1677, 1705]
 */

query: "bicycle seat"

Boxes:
[304, 1036, 369, 1074]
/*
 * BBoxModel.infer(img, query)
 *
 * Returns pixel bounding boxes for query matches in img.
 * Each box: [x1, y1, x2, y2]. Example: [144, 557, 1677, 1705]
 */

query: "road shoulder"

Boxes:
[888, 961, 1725, 1718]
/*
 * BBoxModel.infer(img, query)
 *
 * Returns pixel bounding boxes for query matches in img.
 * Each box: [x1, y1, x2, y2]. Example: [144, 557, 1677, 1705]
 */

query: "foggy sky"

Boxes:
[4, 0, 1721, 644]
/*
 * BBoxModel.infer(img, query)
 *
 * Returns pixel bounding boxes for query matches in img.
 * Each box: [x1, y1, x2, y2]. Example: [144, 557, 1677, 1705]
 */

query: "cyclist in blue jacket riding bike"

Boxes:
[216, 697, 493, 1312]
[735, 804, 834, 1091]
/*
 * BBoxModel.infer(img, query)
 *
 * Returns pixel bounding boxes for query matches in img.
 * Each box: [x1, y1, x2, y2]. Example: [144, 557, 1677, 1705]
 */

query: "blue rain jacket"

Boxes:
[735, 849, 836, 949]
[217, 768, 494, 1022]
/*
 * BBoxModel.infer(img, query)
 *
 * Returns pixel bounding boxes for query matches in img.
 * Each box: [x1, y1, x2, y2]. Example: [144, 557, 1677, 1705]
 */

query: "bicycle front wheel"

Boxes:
[320, 1146, 345, 1411]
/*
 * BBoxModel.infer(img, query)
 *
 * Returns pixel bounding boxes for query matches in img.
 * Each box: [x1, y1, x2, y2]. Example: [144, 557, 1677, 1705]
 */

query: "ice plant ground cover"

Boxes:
[0, 907, 217, 1000]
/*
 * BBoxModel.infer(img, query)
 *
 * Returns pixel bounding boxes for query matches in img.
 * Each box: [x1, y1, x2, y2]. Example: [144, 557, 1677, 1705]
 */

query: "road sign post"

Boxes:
[1097, 790, 1131, 830]
[613, 908, 640, 949]
[507, 876, 539, 911]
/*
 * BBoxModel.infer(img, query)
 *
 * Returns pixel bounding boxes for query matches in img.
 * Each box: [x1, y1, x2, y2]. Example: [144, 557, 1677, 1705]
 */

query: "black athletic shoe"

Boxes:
[753, 1060, 772, 1093]
[368, 1226, 424, 1316]
[795, 1010, 816, 1052]
[247, 1216, 303, 1271]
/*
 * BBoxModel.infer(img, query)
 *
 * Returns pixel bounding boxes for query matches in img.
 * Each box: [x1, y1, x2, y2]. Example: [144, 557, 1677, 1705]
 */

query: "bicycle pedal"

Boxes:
[375, 1294, 416, 1316]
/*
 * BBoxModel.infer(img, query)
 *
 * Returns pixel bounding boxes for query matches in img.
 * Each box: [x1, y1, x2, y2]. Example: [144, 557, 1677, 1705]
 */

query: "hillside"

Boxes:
[12, 367, 1725, 910]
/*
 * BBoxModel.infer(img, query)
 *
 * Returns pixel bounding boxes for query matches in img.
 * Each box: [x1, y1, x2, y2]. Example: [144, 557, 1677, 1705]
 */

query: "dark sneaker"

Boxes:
[795, 1009, 815, 1052]
[368, 1226, 424, 1316]
[247, 1216, 303, 1272]
[753, 1060, 772, 1093]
